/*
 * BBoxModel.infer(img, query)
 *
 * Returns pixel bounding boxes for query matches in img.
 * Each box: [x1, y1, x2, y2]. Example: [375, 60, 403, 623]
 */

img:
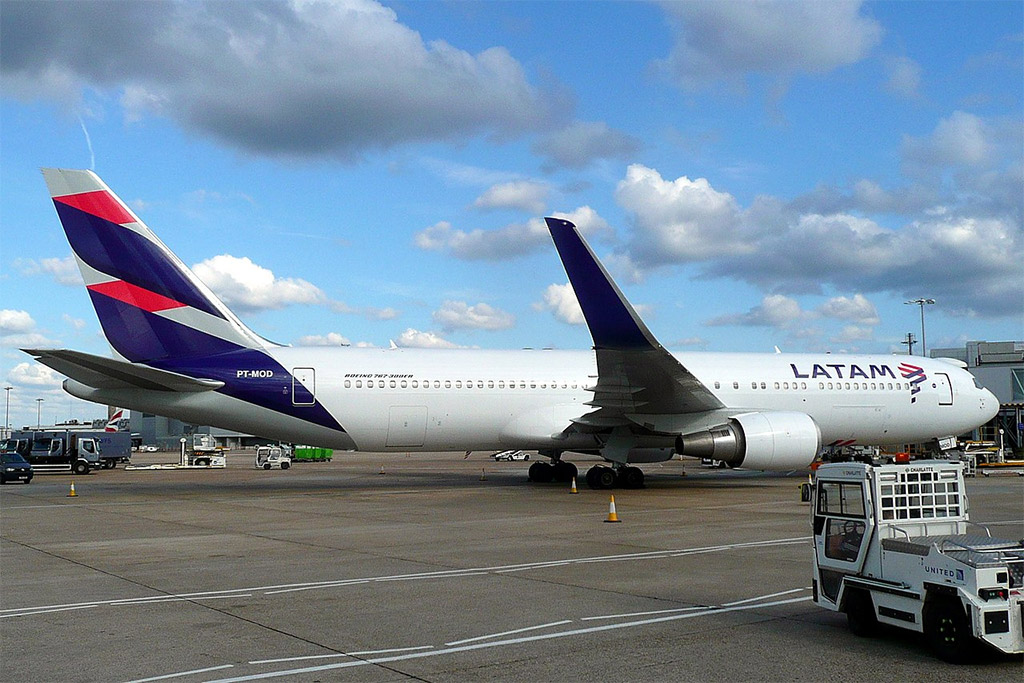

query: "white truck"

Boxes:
[811, 460, 1024, 662]
[254, 446, 291, 470]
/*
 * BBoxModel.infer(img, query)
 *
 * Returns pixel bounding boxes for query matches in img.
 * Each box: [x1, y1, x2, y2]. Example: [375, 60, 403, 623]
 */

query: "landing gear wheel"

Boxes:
[553, 461, 578, 483]
[586, 466, 616, 489]
[528, 461, 554, 483]
[618, 466, 645, 489]
[924, 598, 976, 663]
[845, 589, 877, 637]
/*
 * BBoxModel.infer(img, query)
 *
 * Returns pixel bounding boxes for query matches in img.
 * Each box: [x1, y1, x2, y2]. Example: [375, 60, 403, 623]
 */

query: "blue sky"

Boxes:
[1, 0, 1021, 429]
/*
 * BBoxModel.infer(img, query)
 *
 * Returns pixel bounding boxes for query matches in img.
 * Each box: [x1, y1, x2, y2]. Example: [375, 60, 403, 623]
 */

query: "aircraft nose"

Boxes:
[981, 388, 999, 421]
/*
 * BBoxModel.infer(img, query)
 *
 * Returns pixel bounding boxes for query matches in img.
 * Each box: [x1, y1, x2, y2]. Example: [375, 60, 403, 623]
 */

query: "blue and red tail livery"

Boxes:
[42, 168, 267, 362]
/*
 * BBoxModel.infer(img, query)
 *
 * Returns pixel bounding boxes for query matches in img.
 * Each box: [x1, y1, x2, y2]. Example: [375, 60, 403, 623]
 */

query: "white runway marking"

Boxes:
[445, 620, 574, 646]
[0, 535, 809, 619]
[125, 664, 234, 682]
[249, 645, 434, 665]
[206, 595, 813, 682]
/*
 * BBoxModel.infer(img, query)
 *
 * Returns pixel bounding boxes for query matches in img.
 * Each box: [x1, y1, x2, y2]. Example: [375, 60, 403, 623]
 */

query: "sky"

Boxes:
[1, 0, 1022, 430]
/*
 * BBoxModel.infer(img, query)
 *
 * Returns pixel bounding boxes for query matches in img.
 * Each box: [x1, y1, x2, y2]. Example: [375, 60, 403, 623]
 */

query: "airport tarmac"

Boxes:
[2, 452, 1021, 682]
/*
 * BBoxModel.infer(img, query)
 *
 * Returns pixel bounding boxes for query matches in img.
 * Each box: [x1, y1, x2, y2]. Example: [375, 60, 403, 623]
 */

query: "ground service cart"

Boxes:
[811, 460, 1023, 662]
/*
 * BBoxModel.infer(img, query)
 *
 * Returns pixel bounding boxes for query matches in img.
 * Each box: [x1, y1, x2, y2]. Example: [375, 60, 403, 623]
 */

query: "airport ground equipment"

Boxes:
[811, 460, 1024, 662]
[3, 430, 103, 474]
[255, 446, 291, 470]
[293, 445, 332, 462]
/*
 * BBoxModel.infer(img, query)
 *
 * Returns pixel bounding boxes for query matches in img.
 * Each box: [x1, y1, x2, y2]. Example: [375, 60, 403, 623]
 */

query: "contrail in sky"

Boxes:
[77, 115, 95, 170]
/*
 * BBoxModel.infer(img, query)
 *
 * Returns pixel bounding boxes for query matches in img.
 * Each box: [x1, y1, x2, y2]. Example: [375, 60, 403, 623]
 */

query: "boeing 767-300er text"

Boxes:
[26, 169, 998, 488]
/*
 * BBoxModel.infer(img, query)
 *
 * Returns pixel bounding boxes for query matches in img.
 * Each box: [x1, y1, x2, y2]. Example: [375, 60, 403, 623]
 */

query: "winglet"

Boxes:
[545, 217, 656, 350]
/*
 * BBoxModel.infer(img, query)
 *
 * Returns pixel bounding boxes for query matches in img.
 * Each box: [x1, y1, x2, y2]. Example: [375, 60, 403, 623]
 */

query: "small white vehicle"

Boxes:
[492, 449, 530, 461]
[811, 460, 1023, 662]
[255, 446, 291, 470]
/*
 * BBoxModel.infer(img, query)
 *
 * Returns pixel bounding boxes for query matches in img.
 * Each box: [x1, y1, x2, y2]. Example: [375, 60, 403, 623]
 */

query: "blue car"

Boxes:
[1, 451, 33, 484]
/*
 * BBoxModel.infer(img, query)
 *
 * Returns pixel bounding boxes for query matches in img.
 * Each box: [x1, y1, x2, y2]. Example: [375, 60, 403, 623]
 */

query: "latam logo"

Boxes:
[790, 362, 926, 405]
[898, 362, 926, 403]
[790, 363, 897, 380]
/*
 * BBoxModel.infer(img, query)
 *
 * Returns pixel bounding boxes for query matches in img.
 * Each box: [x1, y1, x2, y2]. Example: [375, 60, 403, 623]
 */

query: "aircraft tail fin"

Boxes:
[41, 168, 271, 363]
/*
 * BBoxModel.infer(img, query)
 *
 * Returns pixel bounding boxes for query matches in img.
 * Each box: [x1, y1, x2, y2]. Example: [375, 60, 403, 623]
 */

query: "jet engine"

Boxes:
[675, 411, 820, 470]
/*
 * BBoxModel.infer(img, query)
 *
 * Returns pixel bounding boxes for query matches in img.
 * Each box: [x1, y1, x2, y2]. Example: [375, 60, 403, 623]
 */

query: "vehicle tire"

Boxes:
[844, 589, 877, 637]
[924, 598, 976, 663]
[595, 466, 616, 489]
[281, 461, 290, 470]
[524, 454, 530, 461]
[102, 460, 115, 469]
[528, 461, 553, 483]
[553, 461, 578, 483]
[263, 463, 272, 470]
[196, 458, 210, 467]
[73, 461, 89, 475]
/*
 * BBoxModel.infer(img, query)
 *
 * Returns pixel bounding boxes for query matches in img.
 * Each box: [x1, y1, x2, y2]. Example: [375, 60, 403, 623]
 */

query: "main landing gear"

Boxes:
[585, 465, 644, 490]
[528, 459, 578, 483]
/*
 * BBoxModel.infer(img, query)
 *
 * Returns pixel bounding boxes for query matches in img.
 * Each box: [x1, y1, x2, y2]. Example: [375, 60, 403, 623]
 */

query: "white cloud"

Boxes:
[2, 0, 563, 160]
[62, 314, 87, 331]
[192, 254, 325, 312]
[473, 180, 550, 214]
[414, 206, 611, 261]
[394, 328, 466, 349]
[615, 164, 747, 266]
[295, 333, 351, 347]
[7, 362, 63, 387]
[612, 156, 1021, 318]
[532, 120, 641, 170]
[831, 325, 875, 343]
[432, 301, 515, 331]
[658, 1, 882, 89]
[0, 310, 36, 334]
[706, 295, 808, 328]
[903, 111, 993, 170]
[534, 283, 585, 325]
[817, 294, 880, 325]
[884, 56, 922, 99]
[14, 255, 83, 286]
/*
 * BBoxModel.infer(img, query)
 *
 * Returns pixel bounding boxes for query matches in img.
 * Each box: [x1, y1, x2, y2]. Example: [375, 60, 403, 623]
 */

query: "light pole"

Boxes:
[36, 398, 44, 429]
[904, 298, 935, 356]
[3, 386, 12, 439]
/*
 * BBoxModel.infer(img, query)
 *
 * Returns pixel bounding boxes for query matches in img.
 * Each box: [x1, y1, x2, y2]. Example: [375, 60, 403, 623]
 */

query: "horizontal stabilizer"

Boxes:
[23, 349, 224, 392]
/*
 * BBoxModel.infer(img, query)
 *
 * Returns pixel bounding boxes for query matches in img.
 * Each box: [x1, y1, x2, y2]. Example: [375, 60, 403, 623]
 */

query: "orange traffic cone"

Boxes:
[570, 477, 578, 494]
[480, 467, 487, 481]
[378, 464, 386, 475]
[604, 495, 621, 523]
[67, 481, 77, 497]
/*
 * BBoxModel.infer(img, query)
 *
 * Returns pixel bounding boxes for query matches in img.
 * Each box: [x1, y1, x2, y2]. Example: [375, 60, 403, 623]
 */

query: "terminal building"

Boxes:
[128, 412, 275, 451]
[931, 341, 1023, 456]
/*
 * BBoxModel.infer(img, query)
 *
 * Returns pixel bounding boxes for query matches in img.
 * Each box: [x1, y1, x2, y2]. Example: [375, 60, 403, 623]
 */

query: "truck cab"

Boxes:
[6, 432, 101, 474]
[812, 460, 1024, 661]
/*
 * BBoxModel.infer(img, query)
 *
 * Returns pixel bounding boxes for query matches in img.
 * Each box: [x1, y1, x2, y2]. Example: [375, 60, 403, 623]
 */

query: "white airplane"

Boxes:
[27, 168, 998, 488]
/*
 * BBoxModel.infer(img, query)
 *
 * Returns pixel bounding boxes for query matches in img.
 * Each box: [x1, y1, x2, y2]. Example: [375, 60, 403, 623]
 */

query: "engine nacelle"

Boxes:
[675, 411, 820, 471]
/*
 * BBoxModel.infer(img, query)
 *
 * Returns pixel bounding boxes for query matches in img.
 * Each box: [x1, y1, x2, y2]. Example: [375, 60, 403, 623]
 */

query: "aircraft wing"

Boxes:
[23, 349, 224, 392]
[545, 218, 723, 431]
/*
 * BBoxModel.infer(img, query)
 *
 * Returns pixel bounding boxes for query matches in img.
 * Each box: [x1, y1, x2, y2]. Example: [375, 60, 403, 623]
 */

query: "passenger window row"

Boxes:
[711, 381, 912, 391]
[343, 379, 581, 390]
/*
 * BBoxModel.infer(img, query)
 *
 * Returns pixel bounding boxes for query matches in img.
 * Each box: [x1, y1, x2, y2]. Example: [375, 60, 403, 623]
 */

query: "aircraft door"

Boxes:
[292, 367, 315, 406]
[935, 372, 953, 406]
[813, 479, 872, 602]
[387, 406, 427, 448]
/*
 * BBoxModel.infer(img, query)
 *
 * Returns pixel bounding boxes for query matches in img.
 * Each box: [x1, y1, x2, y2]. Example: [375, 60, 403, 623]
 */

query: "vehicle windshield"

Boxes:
[2, 452, 29, 464]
